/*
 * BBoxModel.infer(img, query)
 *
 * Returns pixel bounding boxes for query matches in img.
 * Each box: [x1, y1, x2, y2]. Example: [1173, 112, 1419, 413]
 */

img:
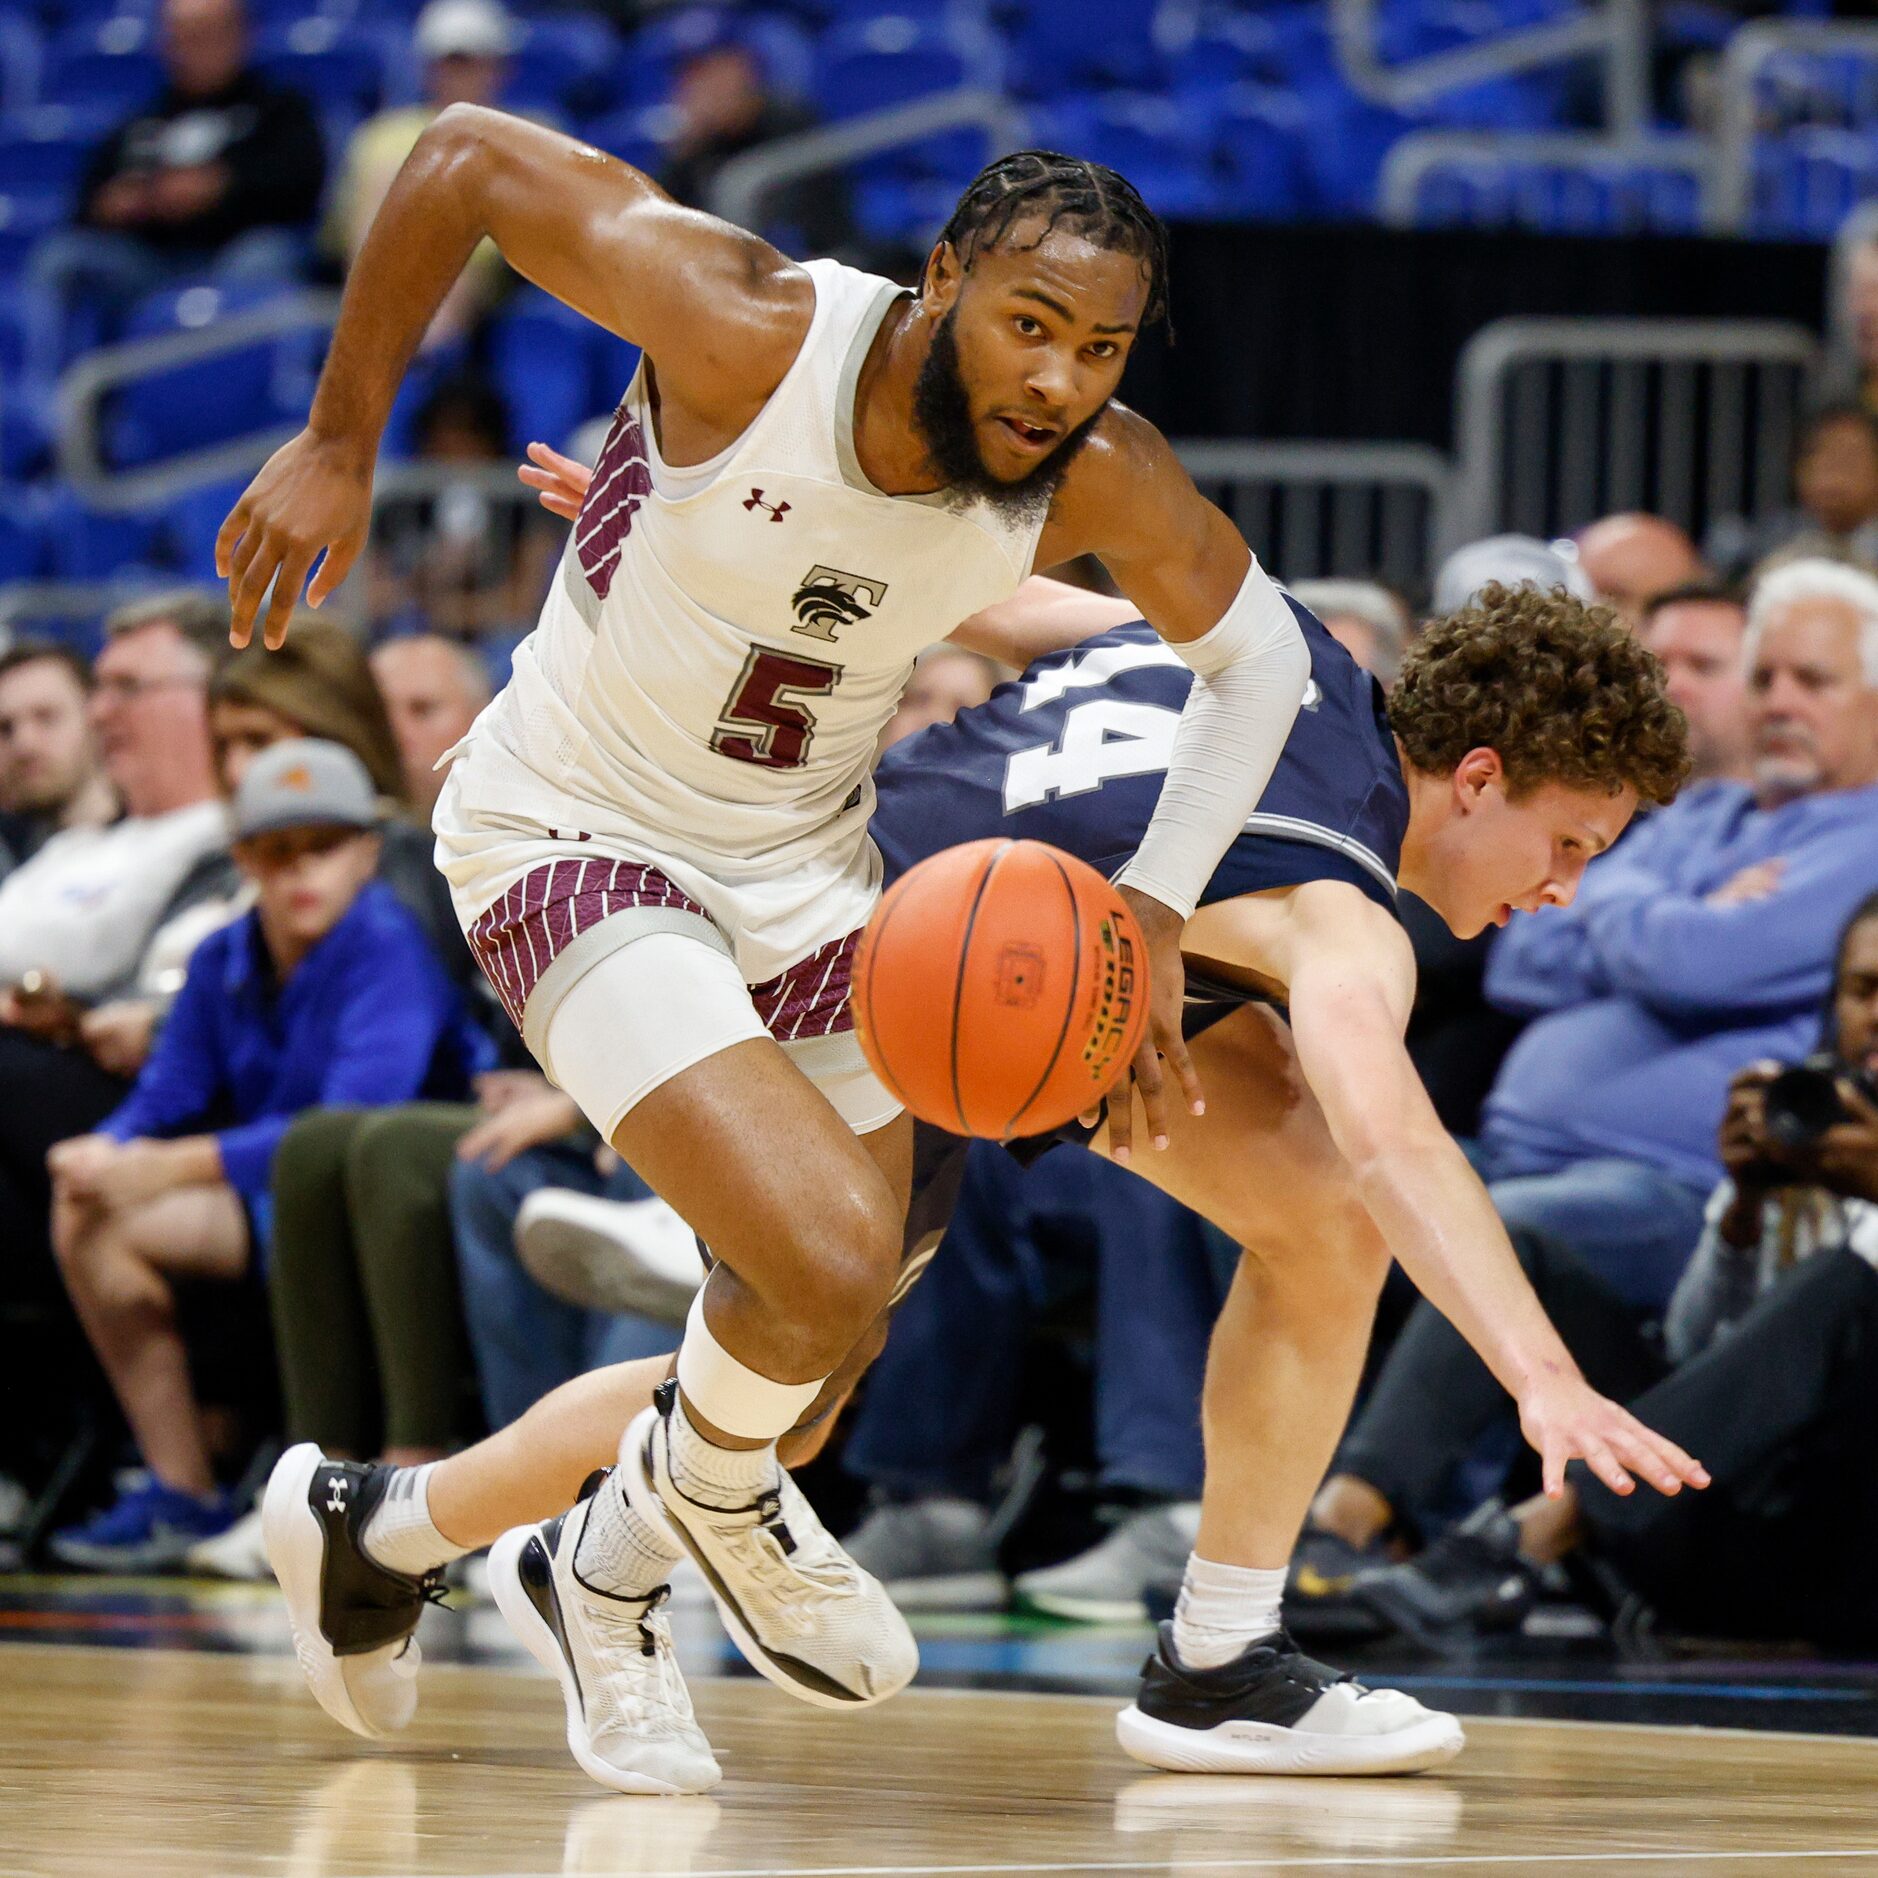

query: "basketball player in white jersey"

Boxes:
[226, 137, 1315, 1792]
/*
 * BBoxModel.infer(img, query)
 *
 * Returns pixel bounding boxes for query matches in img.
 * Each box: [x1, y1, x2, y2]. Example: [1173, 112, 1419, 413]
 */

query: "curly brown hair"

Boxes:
[1389, 584, 1690, 806]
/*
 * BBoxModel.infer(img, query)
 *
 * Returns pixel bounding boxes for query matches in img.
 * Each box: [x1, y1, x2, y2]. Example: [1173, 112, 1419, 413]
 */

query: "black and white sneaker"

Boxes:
[1351, 1500, 1542, 1649]
[622, 1383, 917, 1710]
[1116, 1624, 1464, 1775]
[488, 1478, 720, 1795]
[261, 1443, 443, 1739]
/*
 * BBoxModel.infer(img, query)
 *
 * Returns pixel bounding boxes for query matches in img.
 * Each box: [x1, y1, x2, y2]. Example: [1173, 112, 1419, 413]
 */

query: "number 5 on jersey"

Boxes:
[711, 648, 841, 770]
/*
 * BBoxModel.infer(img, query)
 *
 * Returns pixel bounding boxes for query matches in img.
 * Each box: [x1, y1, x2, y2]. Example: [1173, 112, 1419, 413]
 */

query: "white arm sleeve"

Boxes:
[1113, 559, 1311, 920]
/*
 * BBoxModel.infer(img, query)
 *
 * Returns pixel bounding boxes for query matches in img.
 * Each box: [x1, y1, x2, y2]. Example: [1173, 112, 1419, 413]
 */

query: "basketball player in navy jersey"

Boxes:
[273, 461, 1706, 1780]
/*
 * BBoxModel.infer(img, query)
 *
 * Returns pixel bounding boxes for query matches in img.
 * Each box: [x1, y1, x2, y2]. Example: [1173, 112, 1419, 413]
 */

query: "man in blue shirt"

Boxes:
[45, 739, 491, 1570]
[1475, 556, 1878, 1311]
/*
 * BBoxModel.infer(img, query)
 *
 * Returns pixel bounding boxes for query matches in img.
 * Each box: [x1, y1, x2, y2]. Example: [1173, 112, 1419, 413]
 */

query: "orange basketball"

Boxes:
[852, 838, 1150, 1141]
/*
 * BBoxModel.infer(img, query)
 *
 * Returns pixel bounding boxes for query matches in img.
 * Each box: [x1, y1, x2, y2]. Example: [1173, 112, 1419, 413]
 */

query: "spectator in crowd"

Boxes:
[325, 0, 514, 353]
[879, 647, 1000, 753]
[656, 26, 857, 262]
[370, 376, 558, 642]
[371, 634, 492, 814]
[1838, 231, 1878, 402]
[1431, 535, 1592, 617]
[28, 0, 325, 367]
[1288, 579, 1413, 688]
[1300, 557, 1878, 1593]
[44, 741, 491, 1570]
[449, 1108, 686, 1436]
[0, 643, 115, 873]
[1350, 894, 1878, 1652]
[1639, 584, 1752, 785]
[1573, 513, 1709, 629]
[0, 592, 225, 1029]
[1709, 405, 1878, 582]
[841, 1146, 1236, 1618]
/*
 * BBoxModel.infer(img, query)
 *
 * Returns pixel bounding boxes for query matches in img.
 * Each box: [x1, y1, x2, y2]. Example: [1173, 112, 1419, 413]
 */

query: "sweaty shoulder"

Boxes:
[639, 223, 818, 432]
[1036, 403, 1181, 563]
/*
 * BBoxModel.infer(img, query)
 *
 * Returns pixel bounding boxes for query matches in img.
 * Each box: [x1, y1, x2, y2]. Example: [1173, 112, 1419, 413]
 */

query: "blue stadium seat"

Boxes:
[490, 288, 638, 453]
[1209, 84, 1314, 221]
[157, 474, 246, 581]
[101, 280, 322, 470]
[0, 10, 43, 112]
[1401, 146, 1705, 234]
[0, 280, 54, 473]
[40, 15, 162, 115]
[1025, 90, 1220, 220]
[1161, 9, 1294, 100]
[814, 13, 997, 119]
[253, 18, 397, 121]
[0, 185, 66, 276]
[36, 486, 164, 581]
[0, 491, 47, 585]
[1750, 126, 1878, 239]
[498, 13, 622, 122]
[0, 107, 109, 209]
[614, 7, 748, 113]
[1752, 43, 1878, 132]
[1003, 0, 1157, 97]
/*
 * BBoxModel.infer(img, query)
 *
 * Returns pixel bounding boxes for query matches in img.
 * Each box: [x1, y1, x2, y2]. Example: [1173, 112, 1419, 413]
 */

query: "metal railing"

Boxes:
[1377, 131, 1711, 231]
[1711, 20, 1878, 233]
[1449, 316, 1820, 551]
[710, 87, 1027, 236]
[57, 290, 340, 513]
[1175, 440, 1454, 594]
[1331, 0, 1651, 137]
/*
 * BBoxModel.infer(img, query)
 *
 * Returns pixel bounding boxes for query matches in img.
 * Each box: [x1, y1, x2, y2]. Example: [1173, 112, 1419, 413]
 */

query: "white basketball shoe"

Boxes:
[622, 1382, 918, 1709]
[488, 1481, 721, 1796]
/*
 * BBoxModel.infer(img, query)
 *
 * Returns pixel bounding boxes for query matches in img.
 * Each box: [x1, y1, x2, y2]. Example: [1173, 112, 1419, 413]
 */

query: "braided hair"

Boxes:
[932, 150, 1171, 334]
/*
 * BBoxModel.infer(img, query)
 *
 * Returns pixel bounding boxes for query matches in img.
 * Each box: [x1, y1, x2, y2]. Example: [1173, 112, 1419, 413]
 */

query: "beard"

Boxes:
[911, 307, 1102, 523]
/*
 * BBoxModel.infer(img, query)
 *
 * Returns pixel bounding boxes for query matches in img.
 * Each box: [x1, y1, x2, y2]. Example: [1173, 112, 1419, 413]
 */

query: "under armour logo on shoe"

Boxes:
[325, 1474, 349, 1516]
[744, 488, 790, 522]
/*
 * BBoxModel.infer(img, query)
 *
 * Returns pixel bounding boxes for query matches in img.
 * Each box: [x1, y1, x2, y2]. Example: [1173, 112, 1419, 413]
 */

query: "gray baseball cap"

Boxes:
[231, 738, 381, 841]
[1432, 534, 1597, 618]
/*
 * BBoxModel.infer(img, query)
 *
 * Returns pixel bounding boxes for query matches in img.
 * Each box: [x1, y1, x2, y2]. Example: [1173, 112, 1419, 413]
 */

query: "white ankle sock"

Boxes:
[359, 1463, 469, 1577]
[1170, 1553, 1288, 1670]
[667, 1394, 778, 1510]
[573, 1469, 682, 1600]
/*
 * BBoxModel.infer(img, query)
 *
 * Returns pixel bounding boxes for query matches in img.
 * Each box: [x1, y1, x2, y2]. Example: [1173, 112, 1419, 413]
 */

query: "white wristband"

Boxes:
[1113, 559, 1311, 920]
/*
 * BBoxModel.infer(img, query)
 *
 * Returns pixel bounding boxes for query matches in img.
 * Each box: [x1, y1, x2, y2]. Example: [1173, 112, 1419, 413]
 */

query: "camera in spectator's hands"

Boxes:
[1759, 1054, 1878, 1152]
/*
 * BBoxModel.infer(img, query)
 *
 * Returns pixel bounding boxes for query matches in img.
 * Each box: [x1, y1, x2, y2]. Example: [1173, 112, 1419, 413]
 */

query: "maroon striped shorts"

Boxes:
[466, 852, 859, 1045]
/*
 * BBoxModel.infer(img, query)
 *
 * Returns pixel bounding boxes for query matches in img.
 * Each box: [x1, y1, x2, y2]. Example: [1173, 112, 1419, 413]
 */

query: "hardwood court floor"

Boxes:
[4, 1642, 1878, 1878]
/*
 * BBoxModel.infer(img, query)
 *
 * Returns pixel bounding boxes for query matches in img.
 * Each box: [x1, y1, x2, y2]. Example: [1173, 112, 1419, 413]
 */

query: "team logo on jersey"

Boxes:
[744, 488, 791, 522]
[791, 564, 889, 643]
[1302, 678, 1323, 712]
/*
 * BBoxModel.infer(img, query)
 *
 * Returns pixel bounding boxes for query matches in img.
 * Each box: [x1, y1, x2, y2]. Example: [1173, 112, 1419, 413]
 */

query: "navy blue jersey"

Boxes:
[872, 599, 1409, 914]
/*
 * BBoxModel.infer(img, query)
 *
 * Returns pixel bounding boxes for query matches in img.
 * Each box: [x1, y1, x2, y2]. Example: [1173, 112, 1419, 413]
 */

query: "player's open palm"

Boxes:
[217, 429, 375, 649]
[1517, 1370, 1710, 1502]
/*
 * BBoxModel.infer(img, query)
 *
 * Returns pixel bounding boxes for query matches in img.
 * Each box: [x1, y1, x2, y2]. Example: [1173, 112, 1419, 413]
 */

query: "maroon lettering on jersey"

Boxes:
[575, 408, 654, 599]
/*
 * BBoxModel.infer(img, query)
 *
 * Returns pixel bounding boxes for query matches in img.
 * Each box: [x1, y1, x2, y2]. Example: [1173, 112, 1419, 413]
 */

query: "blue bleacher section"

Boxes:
[0, 0, 1865, 647]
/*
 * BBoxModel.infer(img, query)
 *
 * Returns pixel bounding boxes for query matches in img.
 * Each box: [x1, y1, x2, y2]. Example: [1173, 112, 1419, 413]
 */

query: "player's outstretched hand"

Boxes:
[519, 440, 592, 520]
[217, 429, 374, 649]
[1091, 886, 1205, 1165]
[1517, 1369, 1710, 1502]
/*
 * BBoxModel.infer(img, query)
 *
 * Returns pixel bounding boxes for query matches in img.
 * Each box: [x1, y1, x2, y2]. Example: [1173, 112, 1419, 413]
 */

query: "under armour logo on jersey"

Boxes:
[325, 1475, 349, 1516]
[744, 488, 791, 522]
[791, 564, 889, 643]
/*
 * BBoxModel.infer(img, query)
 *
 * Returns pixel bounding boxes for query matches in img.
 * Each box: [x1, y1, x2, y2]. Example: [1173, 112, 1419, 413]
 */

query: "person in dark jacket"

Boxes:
[44, 740, 492, 1571]
[28, 0, 325, 363]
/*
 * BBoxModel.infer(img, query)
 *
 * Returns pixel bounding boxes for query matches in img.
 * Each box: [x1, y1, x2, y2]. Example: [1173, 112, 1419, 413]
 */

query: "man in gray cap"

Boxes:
[44, 738, 490, 1572]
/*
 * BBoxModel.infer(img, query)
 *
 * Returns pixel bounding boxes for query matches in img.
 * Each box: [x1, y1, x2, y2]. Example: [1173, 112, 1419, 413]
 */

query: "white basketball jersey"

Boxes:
[467, 258, 1047, 879]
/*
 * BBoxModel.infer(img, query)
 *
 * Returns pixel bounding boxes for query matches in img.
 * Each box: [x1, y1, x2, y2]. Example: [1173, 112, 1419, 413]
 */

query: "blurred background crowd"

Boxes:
[1, 0, 1876, 1662]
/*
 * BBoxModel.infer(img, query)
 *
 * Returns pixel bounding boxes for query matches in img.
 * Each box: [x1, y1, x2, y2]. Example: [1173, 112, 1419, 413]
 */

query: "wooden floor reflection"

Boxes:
[5, 1643, 1878, 1878]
